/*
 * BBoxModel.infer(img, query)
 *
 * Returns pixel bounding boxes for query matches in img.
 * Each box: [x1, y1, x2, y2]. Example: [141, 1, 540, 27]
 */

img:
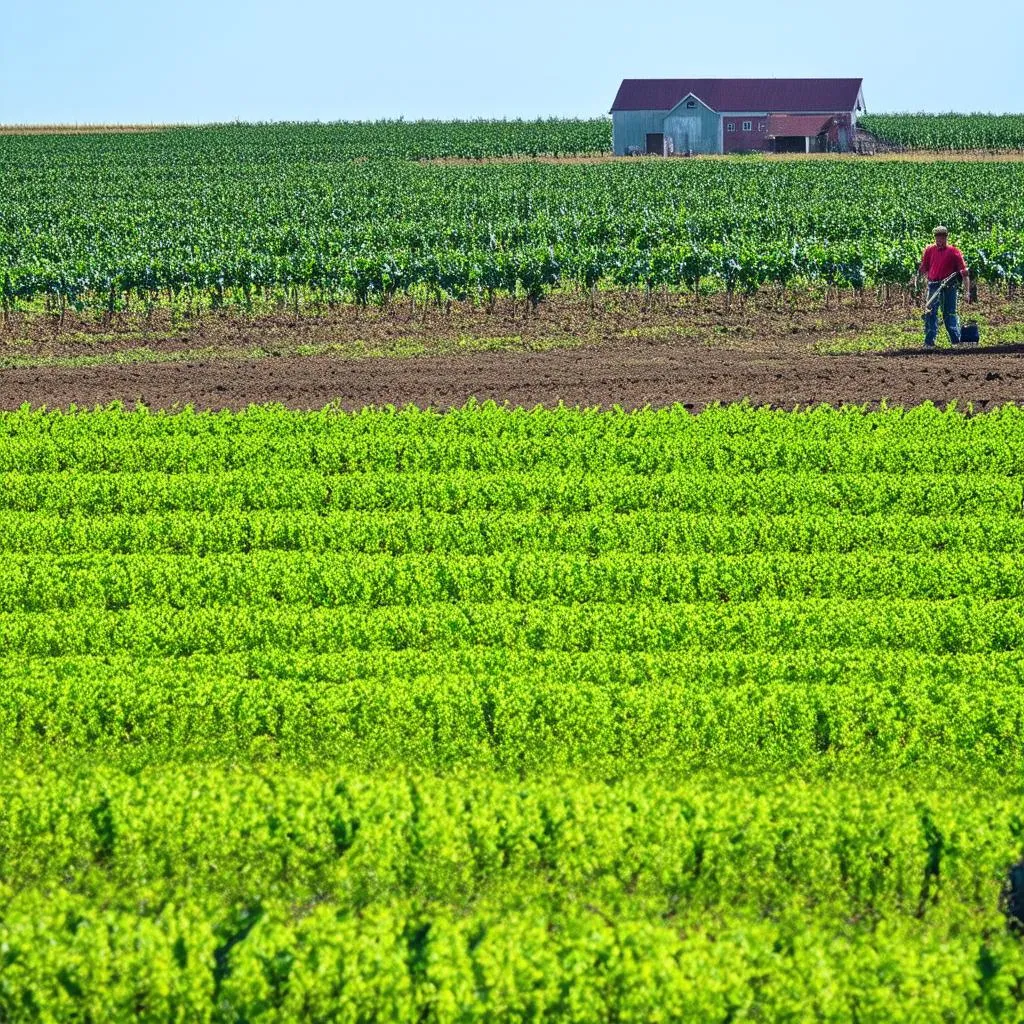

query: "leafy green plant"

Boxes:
[2, 403, 1024, 1019]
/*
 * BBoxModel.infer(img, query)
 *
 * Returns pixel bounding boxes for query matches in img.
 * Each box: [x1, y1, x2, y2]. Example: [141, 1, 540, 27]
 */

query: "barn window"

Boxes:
[742, 121, 752, 132]
[758, 122, 766, 132]
[686, 100, 696, 108]
[726, 122, 735, 132]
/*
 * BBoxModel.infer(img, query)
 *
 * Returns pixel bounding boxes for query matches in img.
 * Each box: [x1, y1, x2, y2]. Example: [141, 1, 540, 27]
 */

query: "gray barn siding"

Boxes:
[612, 110, 669, 155]
[662, 96, 720, 154]
[613, 99, 720, 155]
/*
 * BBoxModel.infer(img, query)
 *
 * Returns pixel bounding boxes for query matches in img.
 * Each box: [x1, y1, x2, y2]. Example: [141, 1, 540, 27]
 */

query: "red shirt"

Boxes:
[919, 243, 967, 282]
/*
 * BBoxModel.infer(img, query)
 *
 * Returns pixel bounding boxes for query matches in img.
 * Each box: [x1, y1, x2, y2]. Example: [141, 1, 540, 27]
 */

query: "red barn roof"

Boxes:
[766, 114, 835, 137]
[611, 78, 863, 113]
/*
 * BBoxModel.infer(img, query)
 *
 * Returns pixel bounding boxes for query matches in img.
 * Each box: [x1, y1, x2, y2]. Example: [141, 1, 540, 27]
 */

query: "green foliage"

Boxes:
[3, 127, 1024, 313]
[861, 113, 1024, 151]
[178, 118, 614, 159]
[3, 403, 1024, 1019]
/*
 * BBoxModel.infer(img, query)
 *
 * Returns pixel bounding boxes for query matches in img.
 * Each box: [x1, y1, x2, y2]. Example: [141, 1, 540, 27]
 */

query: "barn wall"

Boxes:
[827, 113, 854, 151]
[662, 96, 720, 154]
[721, 113, 772, 153]
[613, 100, 859, 155]
[612, 111, 669, 155]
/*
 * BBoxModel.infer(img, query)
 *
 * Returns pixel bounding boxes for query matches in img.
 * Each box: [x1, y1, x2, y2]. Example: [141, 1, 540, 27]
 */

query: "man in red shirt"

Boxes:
[916, 226, 972, 348]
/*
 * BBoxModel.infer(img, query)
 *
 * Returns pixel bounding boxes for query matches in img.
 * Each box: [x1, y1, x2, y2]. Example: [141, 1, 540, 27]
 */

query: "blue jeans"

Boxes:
[924, 281, 960, 346]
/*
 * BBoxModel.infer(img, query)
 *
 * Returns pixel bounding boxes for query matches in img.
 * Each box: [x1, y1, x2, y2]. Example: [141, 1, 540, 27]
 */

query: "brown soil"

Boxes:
[3, 339, 1022, 412]
[2, 293, 1022, 411]
[3, 289, 1001, 355]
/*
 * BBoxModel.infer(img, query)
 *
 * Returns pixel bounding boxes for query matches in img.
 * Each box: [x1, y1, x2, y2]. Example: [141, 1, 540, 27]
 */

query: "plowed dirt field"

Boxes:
[2, 293, 1022, 410]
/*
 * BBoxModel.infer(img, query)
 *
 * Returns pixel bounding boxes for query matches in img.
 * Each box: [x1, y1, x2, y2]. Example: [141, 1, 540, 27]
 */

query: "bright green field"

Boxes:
[3, 403, 1024, 1022]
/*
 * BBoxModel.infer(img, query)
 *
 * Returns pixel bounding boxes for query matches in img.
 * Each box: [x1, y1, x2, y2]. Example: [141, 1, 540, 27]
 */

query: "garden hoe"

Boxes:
[922, 272, 980, 345]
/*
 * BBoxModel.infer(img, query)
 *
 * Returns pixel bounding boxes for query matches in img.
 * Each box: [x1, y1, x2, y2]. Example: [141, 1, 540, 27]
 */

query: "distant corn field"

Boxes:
[860, 113, 1024, 150]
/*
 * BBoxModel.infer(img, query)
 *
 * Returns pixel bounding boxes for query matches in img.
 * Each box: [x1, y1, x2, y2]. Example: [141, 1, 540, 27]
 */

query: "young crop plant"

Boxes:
[1, 402, 1024, 1020]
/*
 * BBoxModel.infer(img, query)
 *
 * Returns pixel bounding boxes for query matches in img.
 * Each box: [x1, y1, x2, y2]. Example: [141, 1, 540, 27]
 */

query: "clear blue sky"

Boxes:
[1, 0, 1019, 123]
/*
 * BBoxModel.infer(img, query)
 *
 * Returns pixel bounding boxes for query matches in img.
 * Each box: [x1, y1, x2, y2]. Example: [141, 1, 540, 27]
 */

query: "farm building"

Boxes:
[610, 78, 865, 155]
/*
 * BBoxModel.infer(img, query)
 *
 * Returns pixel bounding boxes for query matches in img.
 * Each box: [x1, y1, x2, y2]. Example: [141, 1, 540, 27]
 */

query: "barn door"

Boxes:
[645, 133, 664, 156]
[664, 115, 698, 154]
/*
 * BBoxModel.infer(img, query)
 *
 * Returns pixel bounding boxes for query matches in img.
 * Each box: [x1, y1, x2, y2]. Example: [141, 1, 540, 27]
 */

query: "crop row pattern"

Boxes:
[3, 404, 1024, 1019]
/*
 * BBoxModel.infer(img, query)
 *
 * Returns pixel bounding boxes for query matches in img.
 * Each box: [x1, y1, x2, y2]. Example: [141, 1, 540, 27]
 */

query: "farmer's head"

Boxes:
[934, 226, 949, 248]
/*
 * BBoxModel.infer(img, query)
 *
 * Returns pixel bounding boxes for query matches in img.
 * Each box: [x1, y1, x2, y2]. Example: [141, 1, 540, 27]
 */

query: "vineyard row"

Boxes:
[4, 147, 1024, 309]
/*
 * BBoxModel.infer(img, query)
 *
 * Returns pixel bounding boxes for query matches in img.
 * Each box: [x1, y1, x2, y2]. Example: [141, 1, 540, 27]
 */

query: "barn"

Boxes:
[610, 78, 866, 155]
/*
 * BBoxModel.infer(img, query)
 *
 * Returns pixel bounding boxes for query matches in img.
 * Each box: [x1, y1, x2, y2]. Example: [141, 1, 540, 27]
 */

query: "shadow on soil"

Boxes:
[879, 343, 1024, 358]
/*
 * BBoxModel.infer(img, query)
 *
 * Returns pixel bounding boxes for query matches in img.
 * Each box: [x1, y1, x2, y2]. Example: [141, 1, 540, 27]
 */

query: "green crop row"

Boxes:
[5, 118, 614, 163]
[2, 597, 1022, 657]
[4, 422, 1024, 474]
[0, 767, 1016, 917]
[0, 469, 1018, 513]
[2, 768, 1023, 1022]
[4, 891, 1021, 1024]
[2, 509, 1024, 555]
[5, 401, 1023, 444]
[3, 550, 1024, 611]
[2, 649, 1024, 773]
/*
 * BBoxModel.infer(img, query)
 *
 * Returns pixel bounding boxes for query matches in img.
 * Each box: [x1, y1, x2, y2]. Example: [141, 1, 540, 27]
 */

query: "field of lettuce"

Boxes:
[3, 402, 1024, 1021]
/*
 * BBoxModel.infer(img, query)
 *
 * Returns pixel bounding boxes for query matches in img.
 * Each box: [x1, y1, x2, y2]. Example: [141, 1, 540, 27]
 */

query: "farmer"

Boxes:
[916, 226, 971, 348]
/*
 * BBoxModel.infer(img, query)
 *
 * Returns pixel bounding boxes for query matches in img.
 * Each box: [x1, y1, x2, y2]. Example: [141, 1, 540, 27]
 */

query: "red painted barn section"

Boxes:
[722, 113, 856, 154]
[722, 116, 772, 153]
[765, 113, 855, 152]
[825, 113, 855, 149]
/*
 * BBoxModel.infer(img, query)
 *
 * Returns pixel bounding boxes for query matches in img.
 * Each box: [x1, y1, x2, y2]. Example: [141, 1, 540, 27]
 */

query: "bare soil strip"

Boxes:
[2, 338, 1022, 413]
[2, 294, 1021, 411]
[7, 291, 1016, 357]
